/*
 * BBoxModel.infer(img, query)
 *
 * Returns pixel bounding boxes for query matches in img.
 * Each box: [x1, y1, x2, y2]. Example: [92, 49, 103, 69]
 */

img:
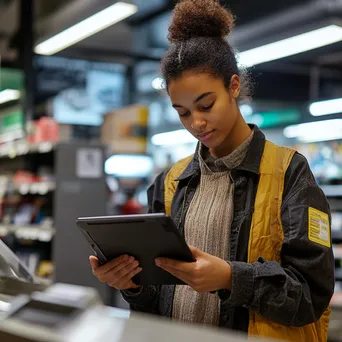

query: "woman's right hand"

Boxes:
[89, 255, 142, 290]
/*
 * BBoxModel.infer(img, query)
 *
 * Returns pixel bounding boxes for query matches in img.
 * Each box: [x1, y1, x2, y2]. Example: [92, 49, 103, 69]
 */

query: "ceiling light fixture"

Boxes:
[0, 89, 20, 105]
[151, 129, 197, 146]
[283, 119, 342, 143]
[309, 98, 342, 116]
[238, 25, 342, 67]
[35, 2, 138, 55]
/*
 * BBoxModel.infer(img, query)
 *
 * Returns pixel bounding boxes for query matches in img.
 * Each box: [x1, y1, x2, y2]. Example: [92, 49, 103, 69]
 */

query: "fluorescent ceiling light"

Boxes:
[239, 25, 342, 67]
[283, 119, 342, 143]
[35, 2, 138, 55]
[309, 98, 342, 116]
[151, 129, 197, 146]
[152, 77, 165, 90]
[105, 154, 153, 178]
[0, 89, 20, 104]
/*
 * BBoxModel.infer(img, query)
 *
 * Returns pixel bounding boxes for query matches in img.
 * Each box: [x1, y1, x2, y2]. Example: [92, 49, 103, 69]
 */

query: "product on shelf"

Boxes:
[37, 260, 54, 278]
[27, 117, 60, 144]
[13, 170, 36, 184]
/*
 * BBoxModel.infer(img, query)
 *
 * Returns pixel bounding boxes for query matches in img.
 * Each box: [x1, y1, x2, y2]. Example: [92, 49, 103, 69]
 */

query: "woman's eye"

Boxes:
[179, 111, 190, 117]
[202, 103, 214, 110]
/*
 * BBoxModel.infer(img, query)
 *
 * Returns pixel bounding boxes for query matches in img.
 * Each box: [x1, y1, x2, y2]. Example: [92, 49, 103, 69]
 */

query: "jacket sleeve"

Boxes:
[121, 170, 168, 314]
[221, 153, 335, 327]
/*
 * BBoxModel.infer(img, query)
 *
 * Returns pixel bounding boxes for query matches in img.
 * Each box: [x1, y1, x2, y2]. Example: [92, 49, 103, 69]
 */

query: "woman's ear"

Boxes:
[229, 74, 241, 99]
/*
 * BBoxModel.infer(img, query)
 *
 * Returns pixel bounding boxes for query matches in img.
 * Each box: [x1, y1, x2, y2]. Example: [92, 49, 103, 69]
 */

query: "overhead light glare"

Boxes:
[152, 77, 165, 91]
[309, 98, 342, 116]
[151, 129, 197, 146]
[239, 25, 342, 67]
[239, 104, 253, 117]
[105, 154, 153, 178]
[283, 119, 342, 143]
[0, 89, 20, 104]
[35, 2, 138, 55]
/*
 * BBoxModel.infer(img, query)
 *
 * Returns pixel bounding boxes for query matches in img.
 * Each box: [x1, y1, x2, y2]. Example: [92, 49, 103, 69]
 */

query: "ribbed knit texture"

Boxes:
[172, 131, 254, 326]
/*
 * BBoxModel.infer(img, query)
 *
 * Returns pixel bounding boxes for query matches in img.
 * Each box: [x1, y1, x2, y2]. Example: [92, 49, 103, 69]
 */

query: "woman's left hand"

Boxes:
[155, 246, 232, 293]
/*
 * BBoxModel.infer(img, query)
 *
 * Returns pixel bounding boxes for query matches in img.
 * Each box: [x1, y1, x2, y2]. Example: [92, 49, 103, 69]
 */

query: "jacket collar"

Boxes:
[176, 124, 265, 181]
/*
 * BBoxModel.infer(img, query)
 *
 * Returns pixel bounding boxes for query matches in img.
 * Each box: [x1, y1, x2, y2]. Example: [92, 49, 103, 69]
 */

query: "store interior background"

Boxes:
[0, 0, 341, 317]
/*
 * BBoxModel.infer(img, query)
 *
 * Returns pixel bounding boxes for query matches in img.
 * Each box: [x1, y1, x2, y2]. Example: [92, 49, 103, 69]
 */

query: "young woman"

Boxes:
[90, 1, 334, 340]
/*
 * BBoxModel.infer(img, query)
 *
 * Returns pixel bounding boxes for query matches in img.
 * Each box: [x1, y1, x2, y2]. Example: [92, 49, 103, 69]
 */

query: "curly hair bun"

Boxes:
[168, 0, 235, 42]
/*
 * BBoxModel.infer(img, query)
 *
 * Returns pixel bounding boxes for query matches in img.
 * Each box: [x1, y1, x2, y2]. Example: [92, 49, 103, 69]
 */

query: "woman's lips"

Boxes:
[198, 130, 215, 142]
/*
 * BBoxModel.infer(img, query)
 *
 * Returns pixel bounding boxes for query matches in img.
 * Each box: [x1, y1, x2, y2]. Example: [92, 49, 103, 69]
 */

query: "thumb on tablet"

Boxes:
[89, 255, 99, 269]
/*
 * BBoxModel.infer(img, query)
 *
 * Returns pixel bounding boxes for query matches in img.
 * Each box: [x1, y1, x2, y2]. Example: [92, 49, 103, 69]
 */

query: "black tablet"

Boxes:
[76, 213, 195, 285]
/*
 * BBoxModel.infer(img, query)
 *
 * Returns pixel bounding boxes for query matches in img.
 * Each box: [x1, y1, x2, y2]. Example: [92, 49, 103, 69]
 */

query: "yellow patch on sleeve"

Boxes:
[308, 207, 331, 248]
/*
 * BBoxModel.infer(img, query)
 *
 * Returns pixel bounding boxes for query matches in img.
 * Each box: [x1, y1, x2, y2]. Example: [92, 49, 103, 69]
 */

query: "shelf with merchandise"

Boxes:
[0, 224, 55, 242]
[0, 180, 56, 196]
[0, 140, 56, 159]
[0, 181, 56, 196]
[0, 140, 56, 278]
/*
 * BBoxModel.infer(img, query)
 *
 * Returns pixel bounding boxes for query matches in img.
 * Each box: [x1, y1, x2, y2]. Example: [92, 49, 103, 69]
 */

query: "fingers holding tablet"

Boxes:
[89, 255, 142, 290]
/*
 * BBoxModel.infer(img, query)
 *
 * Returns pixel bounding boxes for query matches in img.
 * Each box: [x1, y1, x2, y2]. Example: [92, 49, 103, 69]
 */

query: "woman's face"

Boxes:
[168, 72, 241, 150]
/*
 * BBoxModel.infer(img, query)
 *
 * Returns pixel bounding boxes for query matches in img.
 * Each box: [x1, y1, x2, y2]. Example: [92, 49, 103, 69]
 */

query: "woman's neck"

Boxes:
[209, 114, 252, 158]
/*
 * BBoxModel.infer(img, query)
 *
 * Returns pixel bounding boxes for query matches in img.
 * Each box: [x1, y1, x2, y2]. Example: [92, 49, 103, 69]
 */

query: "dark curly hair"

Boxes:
[161, 0, 252, 101]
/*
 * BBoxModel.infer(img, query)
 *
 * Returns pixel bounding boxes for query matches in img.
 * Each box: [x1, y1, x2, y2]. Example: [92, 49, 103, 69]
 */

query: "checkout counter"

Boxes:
[0, 239, 341, 342]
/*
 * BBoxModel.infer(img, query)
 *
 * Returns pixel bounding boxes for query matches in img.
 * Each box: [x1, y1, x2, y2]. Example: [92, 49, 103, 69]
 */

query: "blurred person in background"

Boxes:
[90, 1, 334, 341]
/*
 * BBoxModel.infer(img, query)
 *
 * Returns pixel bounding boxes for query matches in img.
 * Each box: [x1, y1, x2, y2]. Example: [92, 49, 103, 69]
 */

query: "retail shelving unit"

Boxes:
[0, 139, 56, 278]
[0, 139, 113, 304]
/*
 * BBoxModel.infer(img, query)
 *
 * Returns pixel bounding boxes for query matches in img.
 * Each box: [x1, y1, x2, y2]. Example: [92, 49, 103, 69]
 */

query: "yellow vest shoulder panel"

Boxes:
[164, 155, 193, 216]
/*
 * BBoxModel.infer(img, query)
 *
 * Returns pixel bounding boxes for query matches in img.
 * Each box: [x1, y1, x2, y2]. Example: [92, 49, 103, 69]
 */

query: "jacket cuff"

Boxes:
[220, 262, 254, 307]
[121, 286, 156, 305]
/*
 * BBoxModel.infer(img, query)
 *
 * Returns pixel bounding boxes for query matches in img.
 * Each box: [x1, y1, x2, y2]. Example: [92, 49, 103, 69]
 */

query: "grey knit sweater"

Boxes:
[172, 131, 254, 326]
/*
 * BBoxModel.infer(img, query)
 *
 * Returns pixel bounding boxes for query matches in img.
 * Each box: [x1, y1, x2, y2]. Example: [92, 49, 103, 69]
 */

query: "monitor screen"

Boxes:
[35, 56, 127, 126]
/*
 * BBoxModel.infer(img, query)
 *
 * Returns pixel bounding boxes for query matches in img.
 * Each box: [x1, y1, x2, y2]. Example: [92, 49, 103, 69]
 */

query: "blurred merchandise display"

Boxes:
[106, 161, 150, 216]
[0, 110, 24, 143]
[36, 260, 54, 278]
[0, 128, 56, 280]
[100, 104, 151, 216]
[293, 141, 342, 185]
[102, 104, 149, 154]
[121, 193, 143, 215]
[26, 117, 59, 144]
[0, 140, 55, 158]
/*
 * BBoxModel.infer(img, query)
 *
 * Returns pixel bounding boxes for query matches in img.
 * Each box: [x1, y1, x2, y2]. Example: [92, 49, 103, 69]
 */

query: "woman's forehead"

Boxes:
[168, 73, 223, 98]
